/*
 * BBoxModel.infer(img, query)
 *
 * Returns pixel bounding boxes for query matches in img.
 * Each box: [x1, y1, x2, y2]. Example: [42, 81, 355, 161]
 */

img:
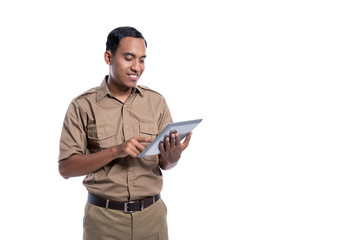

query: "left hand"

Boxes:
[159, 132, 192, 170]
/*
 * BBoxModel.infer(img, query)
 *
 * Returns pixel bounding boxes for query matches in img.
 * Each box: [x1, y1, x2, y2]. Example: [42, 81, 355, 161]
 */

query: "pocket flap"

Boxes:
[139, 122, 158, 135]
[88, 125, 116, 140]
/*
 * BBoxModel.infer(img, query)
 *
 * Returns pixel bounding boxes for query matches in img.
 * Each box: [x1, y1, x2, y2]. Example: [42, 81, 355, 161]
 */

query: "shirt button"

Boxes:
[129, 167, 133, 171]
[130, 186, 134, 190]
[124, 125, 128, 129]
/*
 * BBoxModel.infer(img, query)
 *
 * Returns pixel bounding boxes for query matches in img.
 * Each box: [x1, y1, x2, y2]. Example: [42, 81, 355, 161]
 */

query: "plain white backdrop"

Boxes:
[1, 0, 359, 239]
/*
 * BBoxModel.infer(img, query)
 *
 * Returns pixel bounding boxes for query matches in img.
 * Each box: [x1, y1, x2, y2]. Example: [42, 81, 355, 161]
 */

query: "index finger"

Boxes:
[134, 137, 153, 143]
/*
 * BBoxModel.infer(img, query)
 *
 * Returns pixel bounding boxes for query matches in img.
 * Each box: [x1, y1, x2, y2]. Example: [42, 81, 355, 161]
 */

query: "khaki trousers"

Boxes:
[83, 198, 168, 240]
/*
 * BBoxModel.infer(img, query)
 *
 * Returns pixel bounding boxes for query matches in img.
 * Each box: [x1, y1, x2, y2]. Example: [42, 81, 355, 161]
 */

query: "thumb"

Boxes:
[182, 132, 192, 148]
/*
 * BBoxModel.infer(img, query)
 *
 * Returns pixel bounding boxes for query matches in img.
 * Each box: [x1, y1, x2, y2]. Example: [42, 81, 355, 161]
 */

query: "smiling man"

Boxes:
[58, 27, 191, 240]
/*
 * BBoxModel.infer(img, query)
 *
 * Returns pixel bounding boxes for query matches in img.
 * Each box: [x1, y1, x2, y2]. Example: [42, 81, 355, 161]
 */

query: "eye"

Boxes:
[140, 59, 145, 63]
[125, 57, 133, 61]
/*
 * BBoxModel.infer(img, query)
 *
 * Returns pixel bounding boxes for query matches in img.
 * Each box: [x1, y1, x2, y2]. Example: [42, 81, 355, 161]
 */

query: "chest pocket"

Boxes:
[139, 122, 159, 161]
[139, 121, 158, 140]
[87, 124, 117, 152]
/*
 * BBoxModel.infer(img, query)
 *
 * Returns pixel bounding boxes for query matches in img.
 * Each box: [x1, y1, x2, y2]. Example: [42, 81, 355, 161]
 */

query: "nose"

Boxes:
[130, 60, 140, 73]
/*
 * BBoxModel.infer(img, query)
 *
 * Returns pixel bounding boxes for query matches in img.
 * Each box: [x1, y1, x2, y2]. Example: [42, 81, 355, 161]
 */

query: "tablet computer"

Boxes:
[138, 119, 202, 158]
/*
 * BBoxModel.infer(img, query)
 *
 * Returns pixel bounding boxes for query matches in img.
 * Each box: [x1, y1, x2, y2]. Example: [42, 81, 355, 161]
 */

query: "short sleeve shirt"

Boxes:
[59, 76, 172, 201]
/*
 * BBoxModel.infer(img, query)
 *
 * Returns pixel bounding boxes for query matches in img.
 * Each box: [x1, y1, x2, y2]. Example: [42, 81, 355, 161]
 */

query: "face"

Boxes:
[105, 37, 146, 90]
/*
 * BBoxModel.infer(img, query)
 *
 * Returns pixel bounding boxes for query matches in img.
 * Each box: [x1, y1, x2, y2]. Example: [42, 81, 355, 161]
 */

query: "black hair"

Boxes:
[106, 26, 147, 54]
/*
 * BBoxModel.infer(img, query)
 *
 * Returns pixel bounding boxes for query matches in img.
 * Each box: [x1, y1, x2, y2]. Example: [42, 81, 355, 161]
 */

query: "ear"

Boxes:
[104, 51, 112, 65]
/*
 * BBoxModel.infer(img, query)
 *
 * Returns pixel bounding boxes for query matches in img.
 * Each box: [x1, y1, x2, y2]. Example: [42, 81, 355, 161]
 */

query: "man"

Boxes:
[58, 26, 192, 240]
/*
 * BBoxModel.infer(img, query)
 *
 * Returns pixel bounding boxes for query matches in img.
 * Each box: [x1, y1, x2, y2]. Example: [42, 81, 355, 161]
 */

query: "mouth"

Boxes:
[128, 74, 140, 81]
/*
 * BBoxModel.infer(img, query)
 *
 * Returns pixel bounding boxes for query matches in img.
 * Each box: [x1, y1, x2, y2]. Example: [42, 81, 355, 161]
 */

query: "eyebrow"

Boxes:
[123, 52, 147, 59]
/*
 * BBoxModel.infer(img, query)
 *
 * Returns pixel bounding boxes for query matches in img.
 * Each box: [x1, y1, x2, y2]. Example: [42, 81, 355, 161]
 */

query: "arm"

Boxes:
[59, 137, 152, 179]
[159, 132, 192, 170]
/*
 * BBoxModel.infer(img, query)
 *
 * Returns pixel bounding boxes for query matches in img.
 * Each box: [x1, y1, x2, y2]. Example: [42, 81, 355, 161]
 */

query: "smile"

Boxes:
[128, 74, 139, 80]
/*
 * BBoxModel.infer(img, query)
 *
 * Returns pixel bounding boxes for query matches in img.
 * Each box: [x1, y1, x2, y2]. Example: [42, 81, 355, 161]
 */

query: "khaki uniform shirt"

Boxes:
[59, 76, 172, 201]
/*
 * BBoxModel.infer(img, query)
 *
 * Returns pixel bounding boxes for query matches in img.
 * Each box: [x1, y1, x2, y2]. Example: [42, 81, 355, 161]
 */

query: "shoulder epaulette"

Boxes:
[73, 87, 98, 101]
[137, 85, 163, 96]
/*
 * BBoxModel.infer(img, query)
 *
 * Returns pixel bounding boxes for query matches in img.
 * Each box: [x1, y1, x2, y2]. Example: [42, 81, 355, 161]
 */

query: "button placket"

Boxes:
[127, 157, 135, 199]
[123, 93, 138, 200]
[122, 100, 132, 140]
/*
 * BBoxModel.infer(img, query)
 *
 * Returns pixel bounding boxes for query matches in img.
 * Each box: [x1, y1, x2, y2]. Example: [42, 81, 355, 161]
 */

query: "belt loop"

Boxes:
[152, 196, 155, 203]
[105, 199, 109, 210]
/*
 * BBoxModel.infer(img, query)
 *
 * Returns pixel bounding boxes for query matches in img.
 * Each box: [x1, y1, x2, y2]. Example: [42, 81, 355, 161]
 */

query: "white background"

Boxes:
[1, 0, 359, 239]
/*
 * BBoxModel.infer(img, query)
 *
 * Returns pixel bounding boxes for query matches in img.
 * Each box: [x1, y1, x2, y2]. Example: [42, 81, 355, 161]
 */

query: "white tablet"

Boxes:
[138, 119, 202, 158]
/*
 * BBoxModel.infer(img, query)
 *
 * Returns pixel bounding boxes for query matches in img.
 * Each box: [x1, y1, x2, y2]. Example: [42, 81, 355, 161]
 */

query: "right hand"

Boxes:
[114, 136, 152, 158]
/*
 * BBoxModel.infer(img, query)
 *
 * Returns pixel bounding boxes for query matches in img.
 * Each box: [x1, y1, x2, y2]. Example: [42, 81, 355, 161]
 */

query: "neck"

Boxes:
[107, 78, 133, 103]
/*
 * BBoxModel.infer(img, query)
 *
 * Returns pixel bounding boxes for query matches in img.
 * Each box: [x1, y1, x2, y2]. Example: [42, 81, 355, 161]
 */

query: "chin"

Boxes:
[125, 82, 138, 89]
[130, 80, 138, 86]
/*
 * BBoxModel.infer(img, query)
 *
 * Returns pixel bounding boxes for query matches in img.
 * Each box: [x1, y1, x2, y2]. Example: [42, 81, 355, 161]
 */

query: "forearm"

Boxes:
[59, 137, 152, 179]
[59, 147, 117, 179]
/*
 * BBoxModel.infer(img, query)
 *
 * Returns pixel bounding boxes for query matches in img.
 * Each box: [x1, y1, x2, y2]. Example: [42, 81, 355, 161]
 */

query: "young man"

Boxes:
[58, 27, 192, 240]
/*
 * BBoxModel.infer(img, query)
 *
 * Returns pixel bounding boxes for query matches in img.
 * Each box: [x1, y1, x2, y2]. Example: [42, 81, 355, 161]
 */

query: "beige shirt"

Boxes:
[59, 76, 172, 201]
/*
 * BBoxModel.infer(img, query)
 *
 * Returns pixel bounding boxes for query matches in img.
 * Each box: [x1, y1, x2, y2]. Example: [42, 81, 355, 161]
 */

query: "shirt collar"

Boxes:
[96, 76, 144, 102]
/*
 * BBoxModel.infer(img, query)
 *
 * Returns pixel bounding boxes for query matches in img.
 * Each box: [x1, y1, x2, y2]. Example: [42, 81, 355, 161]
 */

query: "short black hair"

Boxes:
[106, 26, 147, 54]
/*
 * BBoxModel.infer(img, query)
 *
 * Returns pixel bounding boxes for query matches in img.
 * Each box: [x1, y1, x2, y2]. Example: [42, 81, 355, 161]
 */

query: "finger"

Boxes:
[134, 137, 153, 143]
[170, 133, 176, 148]
[130, 137, 151, 152]
[165, 136, 170, 151]
[174, 132, 181, 146]
[134, 141, 147, 152]
[126, 145, 141, 158]
[159, 142, 165, 154]
[142, 143, 150, 148]
[129, 150, 139, 158]
[182, 132, 192, 148]
[128, 138, 147, 153]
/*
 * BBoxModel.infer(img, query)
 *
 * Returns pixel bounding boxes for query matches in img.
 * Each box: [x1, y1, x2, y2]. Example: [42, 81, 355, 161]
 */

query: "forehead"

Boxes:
[117, 37, 146, 54]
